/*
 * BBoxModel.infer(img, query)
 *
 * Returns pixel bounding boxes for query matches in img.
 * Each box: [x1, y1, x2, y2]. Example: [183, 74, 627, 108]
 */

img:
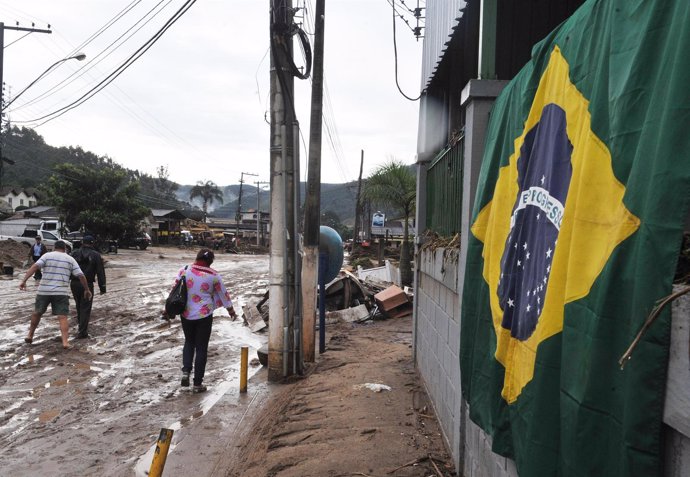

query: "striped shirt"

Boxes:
[36, 251, 84, 296]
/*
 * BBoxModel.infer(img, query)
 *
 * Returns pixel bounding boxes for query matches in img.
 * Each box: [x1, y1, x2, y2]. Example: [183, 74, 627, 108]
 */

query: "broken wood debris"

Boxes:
[374, 285, 412, 319]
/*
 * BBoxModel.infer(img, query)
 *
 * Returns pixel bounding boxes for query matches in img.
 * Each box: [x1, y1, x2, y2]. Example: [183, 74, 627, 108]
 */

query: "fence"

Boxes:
[426, 134, 463, 236]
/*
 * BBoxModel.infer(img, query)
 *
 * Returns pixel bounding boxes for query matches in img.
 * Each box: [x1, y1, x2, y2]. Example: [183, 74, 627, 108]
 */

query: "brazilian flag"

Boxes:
[460, 1, 690, 476]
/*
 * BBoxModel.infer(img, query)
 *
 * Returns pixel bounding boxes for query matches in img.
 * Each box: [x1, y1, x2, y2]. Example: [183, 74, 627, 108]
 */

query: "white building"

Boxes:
[0, 187, 38, 211]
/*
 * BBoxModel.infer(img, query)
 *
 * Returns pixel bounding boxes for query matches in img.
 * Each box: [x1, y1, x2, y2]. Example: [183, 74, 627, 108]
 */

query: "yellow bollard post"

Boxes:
[149, 428, 174, 477]
[240, 346, 248, 393]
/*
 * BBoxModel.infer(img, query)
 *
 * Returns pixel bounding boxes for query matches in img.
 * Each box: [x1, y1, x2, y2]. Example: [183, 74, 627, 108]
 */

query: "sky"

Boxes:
[0, 0, 424, 187]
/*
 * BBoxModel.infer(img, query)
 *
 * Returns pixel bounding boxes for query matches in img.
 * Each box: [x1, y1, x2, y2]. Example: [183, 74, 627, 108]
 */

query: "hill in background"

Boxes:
[3, 126, 358, 222]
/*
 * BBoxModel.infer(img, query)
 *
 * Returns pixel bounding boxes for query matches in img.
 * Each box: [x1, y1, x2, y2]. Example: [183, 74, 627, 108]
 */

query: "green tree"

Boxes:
[321, 209, 353, 241]
[189, 180, 224, 221]
[46, 163, 150, 239]
[363, 160, 416, 286]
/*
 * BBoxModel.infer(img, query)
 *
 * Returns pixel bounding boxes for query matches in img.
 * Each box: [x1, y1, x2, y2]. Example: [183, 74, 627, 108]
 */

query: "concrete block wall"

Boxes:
[663, 288, 690, 476]
[416, 246, 519, 476]
[415, 247, 461, 466]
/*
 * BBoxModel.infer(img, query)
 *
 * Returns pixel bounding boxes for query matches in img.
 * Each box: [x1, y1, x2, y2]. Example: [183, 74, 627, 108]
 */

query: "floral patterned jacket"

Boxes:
[172, 264, 233, 320]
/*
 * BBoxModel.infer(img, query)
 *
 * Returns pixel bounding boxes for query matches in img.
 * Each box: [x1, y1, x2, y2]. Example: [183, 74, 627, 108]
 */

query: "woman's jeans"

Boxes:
[181, 315, 213, 386]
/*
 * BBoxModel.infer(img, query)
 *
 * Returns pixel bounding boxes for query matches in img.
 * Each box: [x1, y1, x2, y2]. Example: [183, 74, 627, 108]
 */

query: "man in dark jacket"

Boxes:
[29, 236, 48, 280]
[70, 235, 106, 338]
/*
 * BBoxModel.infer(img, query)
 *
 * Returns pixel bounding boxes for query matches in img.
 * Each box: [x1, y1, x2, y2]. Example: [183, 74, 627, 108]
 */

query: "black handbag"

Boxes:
[165, 266, 188, 317]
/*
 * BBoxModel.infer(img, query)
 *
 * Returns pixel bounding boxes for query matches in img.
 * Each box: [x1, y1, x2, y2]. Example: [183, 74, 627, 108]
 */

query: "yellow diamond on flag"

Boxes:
[471, 46, 640, 404]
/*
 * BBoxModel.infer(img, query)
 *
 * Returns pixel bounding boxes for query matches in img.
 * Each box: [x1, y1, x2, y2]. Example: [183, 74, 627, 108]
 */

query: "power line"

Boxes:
[390, 0, 420, 101]
[13, 0, 198, 126]
[13, 0, 170, 113]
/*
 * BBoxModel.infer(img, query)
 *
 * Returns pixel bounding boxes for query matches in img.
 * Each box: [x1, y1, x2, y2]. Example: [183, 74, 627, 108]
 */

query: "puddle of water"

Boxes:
[38, 409, 60, 422]
[74, 363, 104, 372]
[133, 362, 263, 476]
[49, 378, 71, 387]
[5, 406, 36, 438]
[12, 354, 44, 368]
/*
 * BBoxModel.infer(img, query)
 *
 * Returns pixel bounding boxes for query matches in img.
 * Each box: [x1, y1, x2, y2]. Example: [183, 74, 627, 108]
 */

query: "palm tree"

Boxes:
[363, 160, 416, 286]
[189, 180, 224, 221]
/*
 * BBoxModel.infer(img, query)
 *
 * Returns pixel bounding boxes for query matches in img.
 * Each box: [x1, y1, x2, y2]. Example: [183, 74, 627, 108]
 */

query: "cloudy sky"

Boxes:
[0, 0, 424, 186]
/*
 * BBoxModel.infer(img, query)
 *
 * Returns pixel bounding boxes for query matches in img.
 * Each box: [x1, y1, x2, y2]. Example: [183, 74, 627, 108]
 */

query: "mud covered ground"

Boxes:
[0, 247, 269, 476]
[223, 315, 457, 477]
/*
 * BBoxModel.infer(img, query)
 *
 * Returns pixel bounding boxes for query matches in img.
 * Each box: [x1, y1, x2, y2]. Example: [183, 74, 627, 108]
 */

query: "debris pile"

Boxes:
[0, 240, 29, 269]
[373, 285, 413, 319]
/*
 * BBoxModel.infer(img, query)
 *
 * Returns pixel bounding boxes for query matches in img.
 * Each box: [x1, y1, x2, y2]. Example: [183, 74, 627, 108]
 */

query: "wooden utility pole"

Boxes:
[268, 0, 298, 381]
[301, 0, 325, 362]
[236, 171, 258, 241]
[255, 181, 269, 246]
[353, 150, 364, 244]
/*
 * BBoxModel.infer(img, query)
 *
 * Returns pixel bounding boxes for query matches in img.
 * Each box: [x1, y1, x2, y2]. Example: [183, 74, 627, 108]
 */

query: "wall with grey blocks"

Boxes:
[415, 247, 462, 469]
[415, 247, 519, 476]
[663, 287, 690, 477]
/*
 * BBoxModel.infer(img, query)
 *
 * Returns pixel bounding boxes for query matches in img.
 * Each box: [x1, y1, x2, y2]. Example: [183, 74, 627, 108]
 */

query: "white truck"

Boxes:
[0, 227, 72, 252]
[0, 218, 63, 237]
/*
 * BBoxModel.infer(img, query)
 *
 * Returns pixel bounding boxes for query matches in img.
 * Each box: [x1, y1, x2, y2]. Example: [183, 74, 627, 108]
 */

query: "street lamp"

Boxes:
[2, 52, 87, 112]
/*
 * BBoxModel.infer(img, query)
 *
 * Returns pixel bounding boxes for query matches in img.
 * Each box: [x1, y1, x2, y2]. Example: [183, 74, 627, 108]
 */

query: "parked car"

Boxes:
[118, 232, 151, 250]
[0, 229, 73, 252]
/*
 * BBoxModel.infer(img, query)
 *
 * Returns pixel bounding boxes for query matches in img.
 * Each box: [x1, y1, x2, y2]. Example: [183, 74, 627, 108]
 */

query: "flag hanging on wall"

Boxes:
[460, 1, 690, 476]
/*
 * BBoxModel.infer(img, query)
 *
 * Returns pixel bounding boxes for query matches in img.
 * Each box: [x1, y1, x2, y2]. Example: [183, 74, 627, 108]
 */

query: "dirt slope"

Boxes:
[223, 315, 456, 477]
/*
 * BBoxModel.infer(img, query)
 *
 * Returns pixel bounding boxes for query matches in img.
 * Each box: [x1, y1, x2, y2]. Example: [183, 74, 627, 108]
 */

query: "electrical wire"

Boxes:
[6, 3, 237, 174]
[13, 0, 198, 126]
[12, 0, 172, 114]
[3, 31, 33, 49]
[390, 0, 421, 101]
[385, 0, 417, 35]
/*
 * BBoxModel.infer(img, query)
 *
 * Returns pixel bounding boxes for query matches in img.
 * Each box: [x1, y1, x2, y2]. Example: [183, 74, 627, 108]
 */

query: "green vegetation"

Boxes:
[363, 160, 416, 286]
[320, 209, 352, 241]
[45, 163, 150, 239]
[189, 180, 224, 221]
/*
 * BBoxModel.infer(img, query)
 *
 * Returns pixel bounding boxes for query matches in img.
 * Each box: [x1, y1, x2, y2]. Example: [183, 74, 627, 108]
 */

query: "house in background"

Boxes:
[0, 187, 38, 211]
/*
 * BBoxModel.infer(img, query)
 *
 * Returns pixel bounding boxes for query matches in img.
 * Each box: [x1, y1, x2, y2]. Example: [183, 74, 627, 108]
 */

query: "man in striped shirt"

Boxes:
[19, 240, 92, 349]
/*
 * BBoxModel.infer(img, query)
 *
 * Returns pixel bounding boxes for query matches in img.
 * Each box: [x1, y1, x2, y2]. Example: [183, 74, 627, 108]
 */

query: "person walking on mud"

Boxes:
[28, 236, 47, 280]
[165, 248, 236, 393]
[70, 235, 106, 339]
[19, 240, 92, 349]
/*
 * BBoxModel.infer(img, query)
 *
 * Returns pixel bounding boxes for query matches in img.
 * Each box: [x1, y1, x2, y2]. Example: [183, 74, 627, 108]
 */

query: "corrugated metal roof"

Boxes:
[421, 0, 466, 89]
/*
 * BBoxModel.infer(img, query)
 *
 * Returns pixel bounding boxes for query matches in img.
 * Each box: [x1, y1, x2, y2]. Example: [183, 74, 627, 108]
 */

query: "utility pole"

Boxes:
[0, 22, 52, 191]
[301, 0, 325, 363]
[236, 171, 258, 243]
[255, 181, 269, 245]
[353, 150, 364, 246]
[269, 0, 299, 381]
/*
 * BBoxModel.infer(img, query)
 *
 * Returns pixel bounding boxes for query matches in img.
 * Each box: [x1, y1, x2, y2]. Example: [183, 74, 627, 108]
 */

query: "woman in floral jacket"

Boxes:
[169, 248, 236, 393]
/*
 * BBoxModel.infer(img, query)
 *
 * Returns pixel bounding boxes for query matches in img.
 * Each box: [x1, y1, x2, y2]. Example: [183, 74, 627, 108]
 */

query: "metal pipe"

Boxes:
[293, 121, 303, 374]
[281, 123, 290, 378]
[148, 428, 174, 477]
[318, 252, 327, 354]
[240, 346, 248, 393]
[256, 182, 261, 246]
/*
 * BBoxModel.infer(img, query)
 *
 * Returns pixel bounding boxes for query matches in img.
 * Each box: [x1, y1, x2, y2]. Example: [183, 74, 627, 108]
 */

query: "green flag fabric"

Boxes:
[460, 1, 690, 476]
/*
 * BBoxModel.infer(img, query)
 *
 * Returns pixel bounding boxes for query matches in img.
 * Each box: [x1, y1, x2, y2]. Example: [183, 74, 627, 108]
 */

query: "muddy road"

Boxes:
[0, 247, 269, 476]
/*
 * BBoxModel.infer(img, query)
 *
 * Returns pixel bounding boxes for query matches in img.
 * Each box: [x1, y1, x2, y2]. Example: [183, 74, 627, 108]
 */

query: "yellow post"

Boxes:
[149, 428, 174, 477]
[240, 346, 248, 393]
